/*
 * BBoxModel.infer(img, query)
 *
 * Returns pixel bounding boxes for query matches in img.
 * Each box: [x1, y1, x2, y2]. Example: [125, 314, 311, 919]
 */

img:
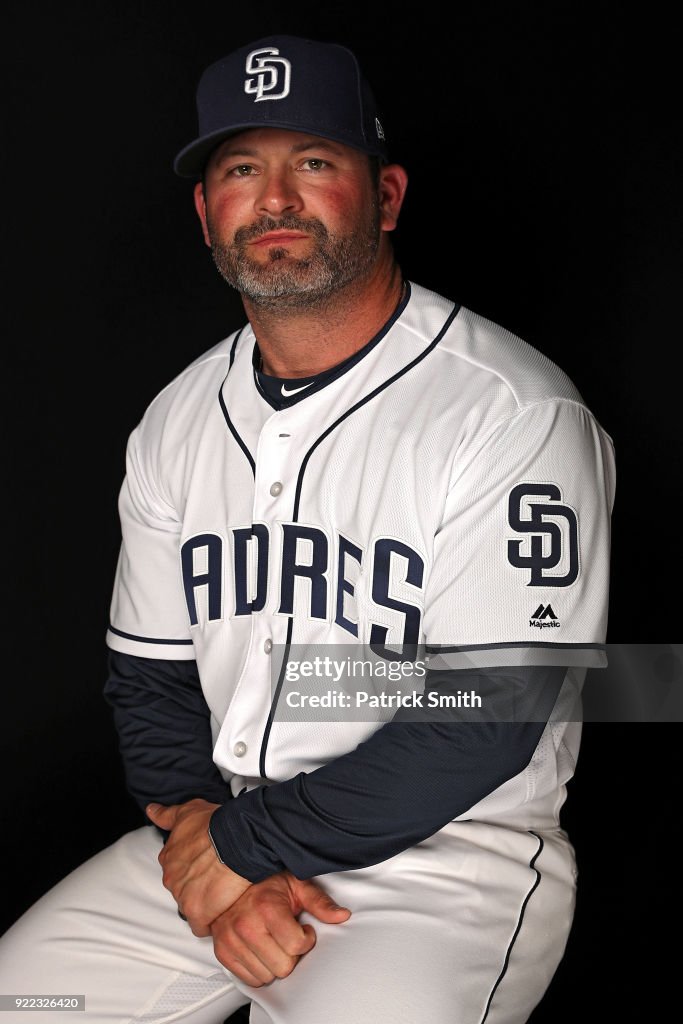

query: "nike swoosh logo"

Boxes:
[281, 382, 314, 397]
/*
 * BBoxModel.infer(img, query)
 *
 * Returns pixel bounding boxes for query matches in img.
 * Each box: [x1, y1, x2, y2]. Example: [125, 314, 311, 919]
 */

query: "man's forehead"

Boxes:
[209, 129, 360, 163]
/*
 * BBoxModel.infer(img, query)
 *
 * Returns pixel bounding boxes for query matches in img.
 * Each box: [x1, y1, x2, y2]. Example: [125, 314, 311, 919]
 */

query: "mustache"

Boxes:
[233, 215, 330, 246]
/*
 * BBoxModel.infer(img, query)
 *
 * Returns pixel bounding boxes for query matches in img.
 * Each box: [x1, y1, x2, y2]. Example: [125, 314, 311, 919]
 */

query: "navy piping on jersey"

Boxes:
[108, 625, 193, 646]
[292, 299, 461, 520]
[259, 297, 462, 779]
[218, 328, 256, 477]
[426, 642, 607, 653]
[258, 619, 295, 778]
[252, 282, 413, 412]
[217, 285, 414, 477]
[479, 831, 544, 1024]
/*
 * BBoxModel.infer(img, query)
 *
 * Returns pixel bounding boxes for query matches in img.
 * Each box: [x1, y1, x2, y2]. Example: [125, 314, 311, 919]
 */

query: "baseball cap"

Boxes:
[173, 35, 388, 177]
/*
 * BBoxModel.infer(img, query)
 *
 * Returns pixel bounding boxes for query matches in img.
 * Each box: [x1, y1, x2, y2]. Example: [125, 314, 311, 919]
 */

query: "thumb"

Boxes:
[146, 802, 177, 827]
[294, 879, 351, 924]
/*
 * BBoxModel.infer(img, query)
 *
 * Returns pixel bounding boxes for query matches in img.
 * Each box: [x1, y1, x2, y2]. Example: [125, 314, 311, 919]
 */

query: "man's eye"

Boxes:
[302, 158, 328, 171]
[231, 164, 255, 176]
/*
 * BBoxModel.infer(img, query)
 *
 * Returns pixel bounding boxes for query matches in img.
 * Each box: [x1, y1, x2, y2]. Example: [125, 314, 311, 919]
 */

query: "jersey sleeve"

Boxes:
[422, 397, 615, 665]
[106, 425, 195, 660]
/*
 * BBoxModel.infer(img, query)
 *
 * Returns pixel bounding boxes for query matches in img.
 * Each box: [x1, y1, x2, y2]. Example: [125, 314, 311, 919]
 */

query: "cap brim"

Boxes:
[173, 122, 388, 177]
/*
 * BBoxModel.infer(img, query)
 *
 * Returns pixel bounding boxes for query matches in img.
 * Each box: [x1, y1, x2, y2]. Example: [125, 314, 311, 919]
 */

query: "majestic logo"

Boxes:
[375, 117, 385, 141]
[530, 603, 560, 629]
[244, 47, 292, 102]
[507, 483, 579, 587]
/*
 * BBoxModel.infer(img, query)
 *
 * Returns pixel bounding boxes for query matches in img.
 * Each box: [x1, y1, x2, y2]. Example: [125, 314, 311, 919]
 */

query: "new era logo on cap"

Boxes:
[173, 35, 389, 177]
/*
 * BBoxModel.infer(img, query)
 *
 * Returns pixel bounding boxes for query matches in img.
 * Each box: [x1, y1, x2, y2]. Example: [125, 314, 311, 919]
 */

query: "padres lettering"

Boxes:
[507, 483, 579, 587]
[244, 47, 291, 101]
[181, 525, 425, 647]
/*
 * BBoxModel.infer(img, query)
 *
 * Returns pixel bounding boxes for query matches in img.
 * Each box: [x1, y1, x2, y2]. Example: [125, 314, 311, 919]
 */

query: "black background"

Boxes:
[3, 1, 680, 1020]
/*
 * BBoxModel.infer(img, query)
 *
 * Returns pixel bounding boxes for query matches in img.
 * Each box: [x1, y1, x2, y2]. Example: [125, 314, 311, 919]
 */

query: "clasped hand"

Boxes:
[147, 798, 248, 936]
[147, 798, 351, 986]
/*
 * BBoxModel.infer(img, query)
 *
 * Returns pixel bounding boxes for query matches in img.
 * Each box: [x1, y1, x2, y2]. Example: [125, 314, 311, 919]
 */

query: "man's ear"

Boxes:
[378, 164, 409, 233]
[193, 181, 212, 247]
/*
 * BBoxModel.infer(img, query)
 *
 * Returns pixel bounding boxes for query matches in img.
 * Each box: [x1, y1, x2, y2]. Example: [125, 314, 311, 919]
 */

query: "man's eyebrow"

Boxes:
[289, 139, 345, 154]
[214, 146, 259, 161]
[215, 138, 345, 162]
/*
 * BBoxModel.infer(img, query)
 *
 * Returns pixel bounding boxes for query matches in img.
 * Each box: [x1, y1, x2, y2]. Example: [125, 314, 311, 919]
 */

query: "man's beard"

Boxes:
[207, 205, 381, 310]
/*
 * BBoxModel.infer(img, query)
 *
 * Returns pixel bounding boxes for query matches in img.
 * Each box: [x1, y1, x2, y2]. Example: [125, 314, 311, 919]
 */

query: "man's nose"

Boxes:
[254, 169, 304, 217]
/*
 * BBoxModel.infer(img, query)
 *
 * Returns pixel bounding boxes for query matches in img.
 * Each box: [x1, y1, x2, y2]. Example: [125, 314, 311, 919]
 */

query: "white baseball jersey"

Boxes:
[106, 281, 615, 829]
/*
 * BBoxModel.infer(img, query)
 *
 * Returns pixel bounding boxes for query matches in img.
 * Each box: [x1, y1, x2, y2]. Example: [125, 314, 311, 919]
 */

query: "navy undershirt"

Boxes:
[256, 367, 319, 409]
[104, 651, 566, 881]
[251, 286, 410, 410]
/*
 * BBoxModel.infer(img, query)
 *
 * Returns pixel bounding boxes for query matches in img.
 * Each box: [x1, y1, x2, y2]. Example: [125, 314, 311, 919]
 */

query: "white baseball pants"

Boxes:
[0, 821, 576, 1023]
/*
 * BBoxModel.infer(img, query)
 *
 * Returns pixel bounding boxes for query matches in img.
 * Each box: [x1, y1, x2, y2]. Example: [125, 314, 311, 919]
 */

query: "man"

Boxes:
[0, 35, 615, 1023]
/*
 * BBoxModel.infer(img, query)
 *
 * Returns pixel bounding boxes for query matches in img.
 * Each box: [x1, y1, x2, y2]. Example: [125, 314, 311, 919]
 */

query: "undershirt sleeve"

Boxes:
[103, 650, 233, 813]
[208, 664, 568, 881]
[103, 654, 567, 877]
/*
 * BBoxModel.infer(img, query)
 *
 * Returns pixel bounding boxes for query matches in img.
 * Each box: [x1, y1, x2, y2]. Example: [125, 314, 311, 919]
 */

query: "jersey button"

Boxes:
[263, 638, 273, 654]
[233, 741, 247, 758]
[269, 481, 283, 496]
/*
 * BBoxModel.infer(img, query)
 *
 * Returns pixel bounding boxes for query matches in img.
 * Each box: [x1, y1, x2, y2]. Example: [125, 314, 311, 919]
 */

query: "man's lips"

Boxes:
[249, 231, 309, 247]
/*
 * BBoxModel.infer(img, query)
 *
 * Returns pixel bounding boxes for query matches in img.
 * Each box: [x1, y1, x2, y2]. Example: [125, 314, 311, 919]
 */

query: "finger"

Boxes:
[176, 907, 210, 937]
[267, 912, 317, 958]
[188, 921, 212, 938]
[294, 879, 351, 923]
[244, 933, 300, 980]
[146, 802, 178, 828]
[213, 936, 277, 987]
[177, 892, 216, 937]
[175, 901, 211, 937]
[216, 951, 268, 989]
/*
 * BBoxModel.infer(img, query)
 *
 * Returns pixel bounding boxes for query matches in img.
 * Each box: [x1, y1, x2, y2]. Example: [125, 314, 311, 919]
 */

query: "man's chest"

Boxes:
[173, 392, 453, 649]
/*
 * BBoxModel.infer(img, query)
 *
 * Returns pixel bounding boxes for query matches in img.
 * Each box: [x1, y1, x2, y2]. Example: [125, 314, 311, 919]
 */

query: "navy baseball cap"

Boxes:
[173, 35, 388, 177]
